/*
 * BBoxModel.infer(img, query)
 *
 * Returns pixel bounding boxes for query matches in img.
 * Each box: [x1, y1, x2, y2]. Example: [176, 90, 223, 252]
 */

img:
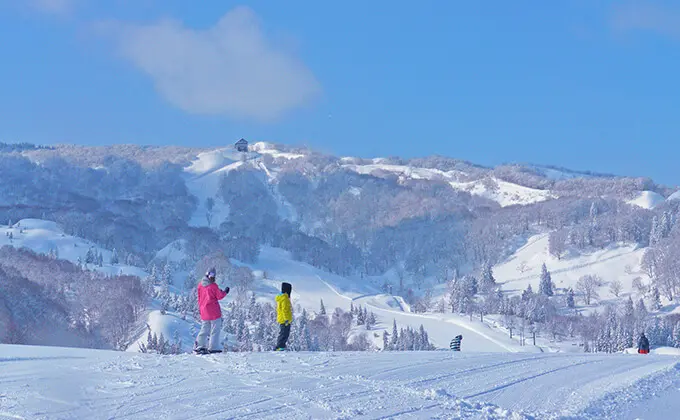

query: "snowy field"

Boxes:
[1, 344, 679, 419]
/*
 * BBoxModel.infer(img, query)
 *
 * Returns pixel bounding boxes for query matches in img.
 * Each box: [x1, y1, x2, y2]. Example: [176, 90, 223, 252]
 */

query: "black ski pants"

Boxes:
[276, 323, 291, 350]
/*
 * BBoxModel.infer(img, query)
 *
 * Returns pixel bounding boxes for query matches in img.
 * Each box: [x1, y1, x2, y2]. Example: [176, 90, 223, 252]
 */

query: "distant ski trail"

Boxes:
[316, 275, 517, 352]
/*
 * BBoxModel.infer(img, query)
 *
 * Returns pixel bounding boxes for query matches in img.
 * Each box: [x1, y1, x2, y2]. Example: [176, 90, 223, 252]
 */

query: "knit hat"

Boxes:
[281, 282, 292, 295]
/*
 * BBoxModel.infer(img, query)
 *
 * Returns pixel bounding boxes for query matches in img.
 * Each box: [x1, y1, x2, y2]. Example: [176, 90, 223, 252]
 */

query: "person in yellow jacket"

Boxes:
[275, 282, 293, 351]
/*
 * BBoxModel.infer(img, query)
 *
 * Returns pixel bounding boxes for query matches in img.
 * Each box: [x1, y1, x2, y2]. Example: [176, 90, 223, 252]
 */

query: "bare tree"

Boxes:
[609, 279, 622, 298]
[548, 230, 567, 260]
[205, 197, 215, 226]
[195, 250, 232, 284]
[576, 274, 603, 305]
[517, 261, 529, 274]
[231, 266, 255, 296]
[632, 277, 648, 296]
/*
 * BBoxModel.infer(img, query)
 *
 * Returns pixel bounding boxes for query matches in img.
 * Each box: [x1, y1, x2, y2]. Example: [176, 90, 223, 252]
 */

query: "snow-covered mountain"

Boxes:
[3, 140, 680, 358]
[5, 140, 680, 419]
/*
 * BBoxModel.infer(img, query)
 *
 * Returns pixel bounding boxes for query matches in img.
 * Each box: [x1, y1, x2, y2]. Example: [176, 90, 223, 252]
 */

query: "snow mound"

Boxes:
[623, 346, 680, 356]
[627, 190, 665, 209]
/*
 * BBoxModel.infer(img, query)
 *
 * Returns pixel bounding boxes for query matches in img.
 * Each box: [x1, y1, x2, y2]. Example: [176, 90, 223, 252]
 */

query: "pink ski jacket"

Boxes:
[197, 279, 228, 321]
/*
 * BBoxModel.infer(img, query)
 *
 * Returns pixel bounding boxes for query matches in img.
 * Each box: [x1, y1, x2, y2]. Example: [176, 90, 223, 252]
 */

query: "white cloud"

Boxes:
[104, 7, 321, 122]
[611, 2, 680, 40]
[30, 0, 76, 15]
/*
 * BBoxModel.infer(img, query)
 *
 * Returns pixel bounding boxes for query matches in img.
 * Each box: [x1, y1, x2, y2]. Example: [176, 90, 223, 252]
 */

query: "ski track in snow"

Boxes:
[316, 276, 519, 353]
[1, 344, 678, 420]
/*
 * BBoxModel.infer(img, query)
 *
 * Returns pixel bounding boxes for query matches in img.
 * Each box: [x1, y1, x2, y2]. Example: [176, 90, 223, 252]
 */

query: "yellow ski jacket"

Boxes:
[276, 293, 293, 325]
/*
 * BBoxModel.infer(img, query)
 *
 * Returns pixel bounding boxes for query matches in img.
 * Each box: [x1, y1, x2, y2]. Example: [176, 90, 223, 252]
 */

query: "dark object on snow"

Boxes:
[638, 333, 650, 354]
[235, 138, 248, 152]
[450, 335, 463, 351]
[275, 323, 291, 351]
[281, 282, 292, 295]
[194, 347, 222, 355]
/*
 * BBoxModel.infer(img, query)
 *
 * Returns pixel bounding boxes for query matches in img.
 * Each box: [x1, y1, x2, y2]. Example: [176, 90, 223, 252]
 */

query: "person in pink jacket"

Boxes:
[194, 268, 229, 354]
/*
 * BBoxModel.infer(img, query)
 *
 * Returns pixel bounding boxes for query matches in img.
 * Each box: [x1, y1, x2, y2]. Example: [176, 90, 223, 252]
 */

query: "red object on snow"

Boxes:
[638, 349, 649, 354]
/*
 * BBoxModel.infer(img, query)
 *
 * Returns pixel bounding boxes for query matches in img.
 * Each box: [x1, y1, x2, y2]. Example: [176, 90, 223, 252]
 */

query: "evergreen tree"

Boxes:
[357, 306, 365, 325]
[146, 330, 153, 350]
[636, 298, 648, 319]
[382, 330, 390, 350]
[296, 309, 313, 351]
[161, 263, 173, 286]
[480, 263, 496, 293]
[649, 216, 662, 245]
[319, 299, 326, 315]
[148, 265, 159, 285]
[623, 296, 635, 319]
[110, 248, 119, 264]
[235, 315, 251, 351]
[566, 288, 575, 309]
[673, 322, 680, 348]
[539, 263, 554, 296]
[389, 319, 399, 350]
[522, 284, 534, 301]
[85, 247, 95, 264]
[158, 333, 168, 354]
[366, 311, 377, 330]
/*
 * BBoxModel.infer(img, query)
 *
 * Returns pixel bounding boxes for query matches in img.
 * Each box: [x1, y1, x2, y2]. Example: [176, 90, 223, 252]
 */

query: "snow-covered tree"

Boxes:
[609, 279, 622, 298]
[110, 248, 119, 264]
[566, 288, 575, 309]
[480, 263, 496, 293]
[319, 299, 326, 315]
[538, 263, 553, 296]
[577, 274, 602, 305]
[651, 286, 662, 311]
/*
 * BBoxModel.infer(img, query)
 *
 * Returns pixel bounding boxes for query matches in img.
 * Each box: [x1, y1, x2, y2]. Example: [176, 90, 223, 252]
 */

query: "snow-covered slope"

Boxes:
[153, 244, 526, 353]
[0, 219, 146, 278]
[183, 145, 299, 227]
[341, 161, 553, 207]
[666, 190, 680, 202]
[627, 191, 665, 209]
[494, 234, 650, 309]
[448, 178, 554, 207]
[184, 148, 244, 227]
[242, 247, 527, 353]
[2, 343, 679, 419]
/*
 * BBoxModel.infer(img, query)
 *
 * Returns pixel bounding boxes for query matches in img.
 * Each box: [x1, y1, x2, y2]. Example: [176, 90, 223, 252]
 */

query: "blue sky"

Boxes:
[1, 1, 679, 185]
